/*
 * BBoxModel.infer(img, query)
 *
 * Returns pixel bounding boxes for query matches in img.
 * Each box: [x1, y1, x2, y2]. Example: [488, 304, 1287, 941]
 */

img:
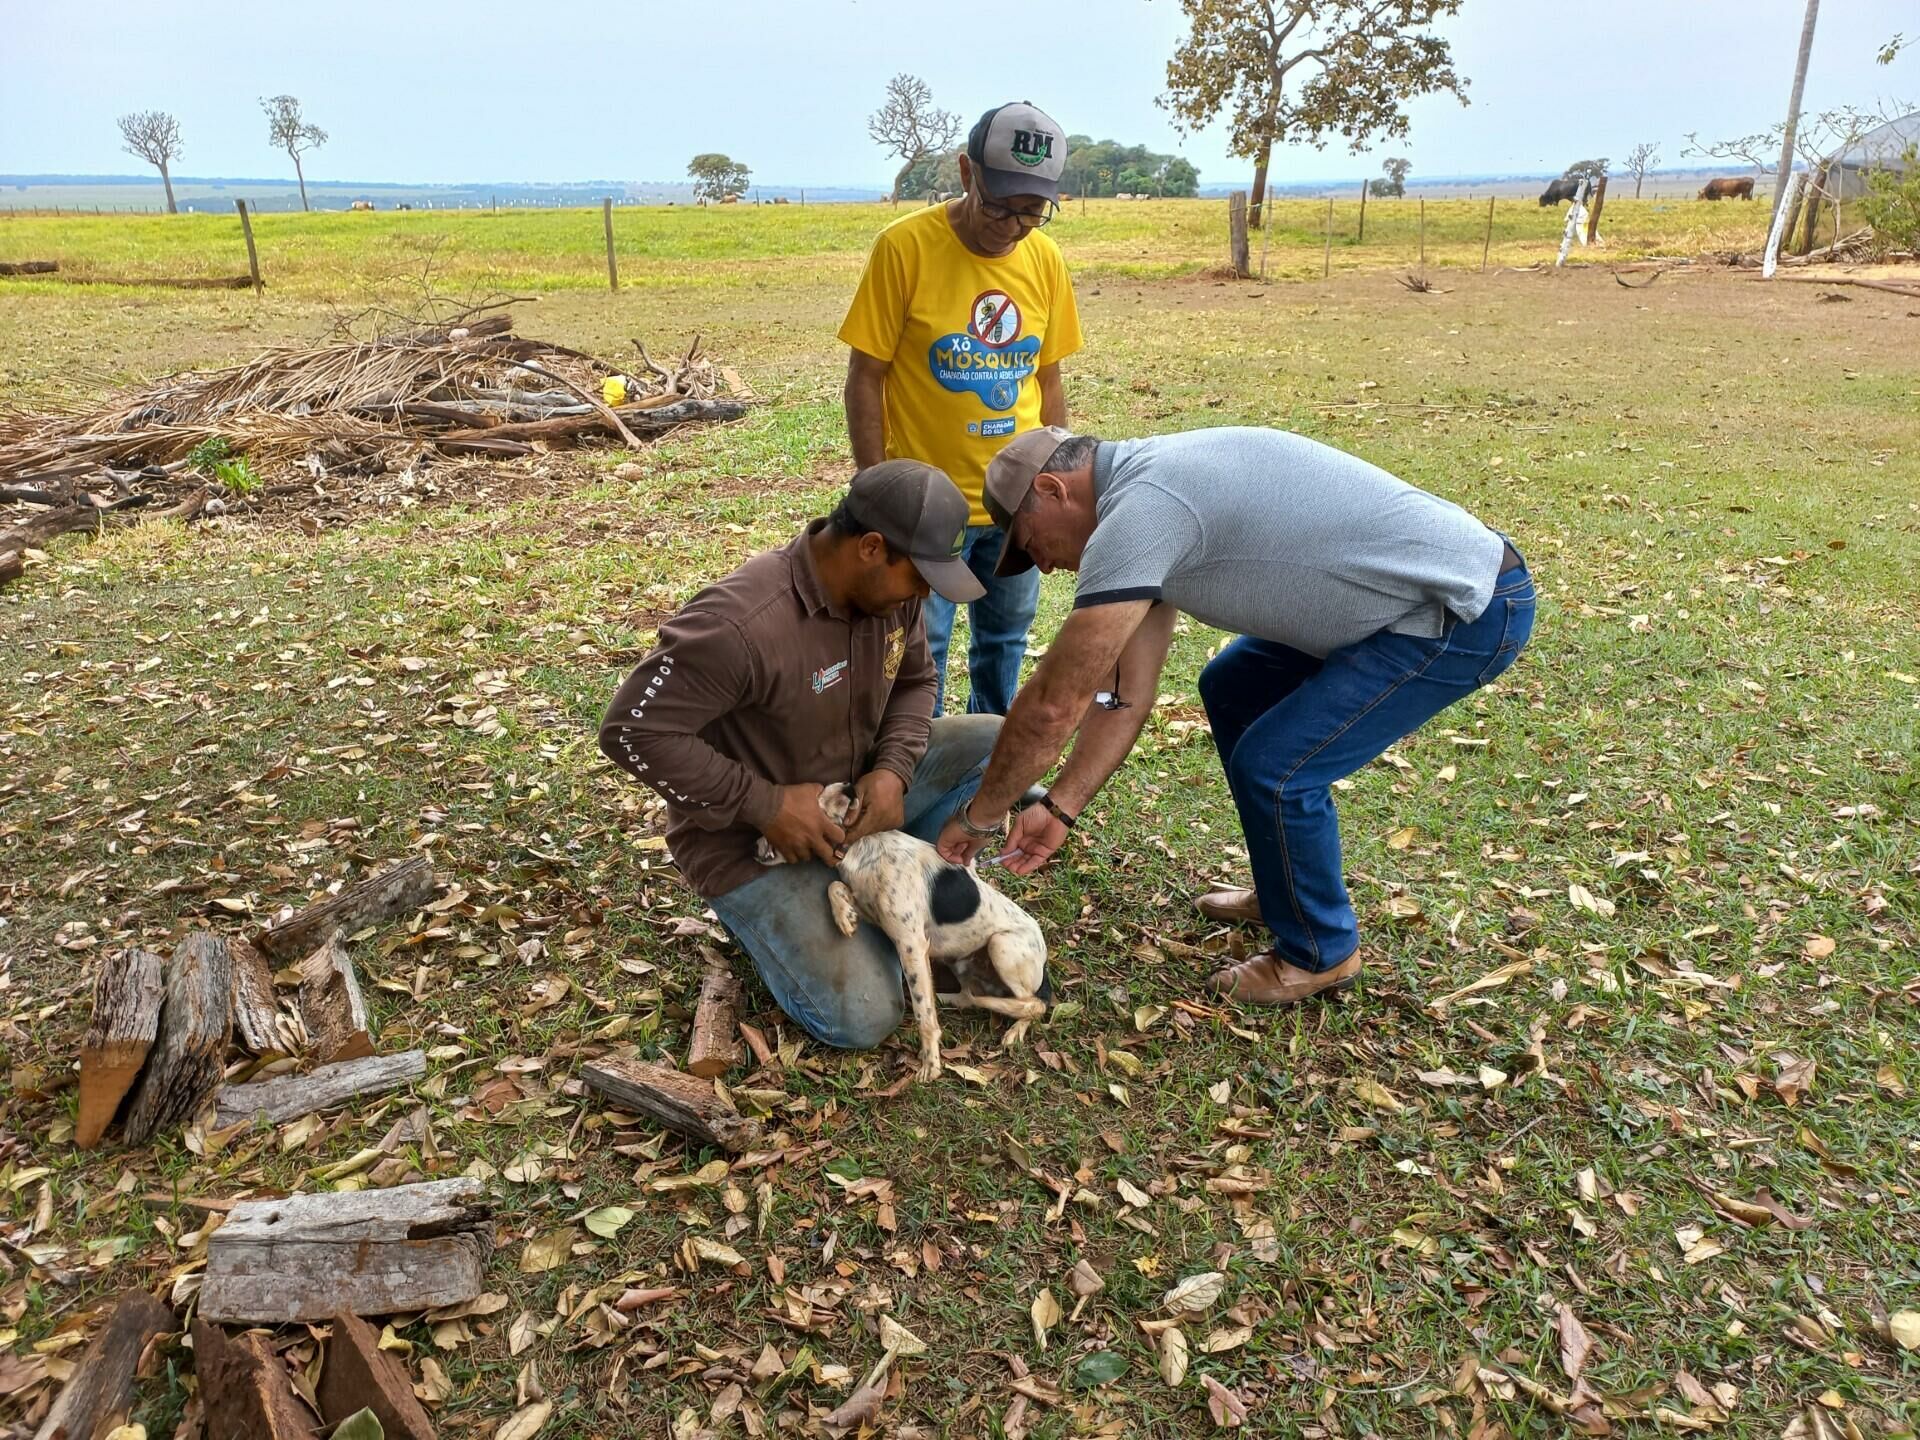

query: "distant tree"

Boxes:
[688, 154, 751, 205]
[262, 95, 327, 212]
[869, 74, 962, 204]
[1160, 156, 1202, 197]
[1367, 177, 1393, 197]
[1562, 157, 1610, 186]
[1624, 142, 1660, 198]
[1379, 156, 1411, 197]
[1160, 0, 1467, 228]
[117, 110, 182, 214]
[898, 150, 963, 200]
[1685, 103, 1911, 183]
[1057, 136, 1200, 198]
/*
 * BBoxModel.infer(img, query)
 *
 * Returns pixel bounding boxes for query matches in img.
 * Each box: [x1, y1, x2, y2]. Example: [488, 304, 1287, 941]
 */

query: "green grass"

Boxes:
[2, 209, 1917, 1438]
[0, 196, 1773, 297]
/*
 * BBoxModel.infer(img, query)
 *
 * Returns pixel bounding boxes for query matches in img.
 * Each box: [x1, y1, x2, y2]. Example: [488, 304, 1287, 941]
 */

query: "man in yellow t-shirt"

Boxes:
[839, 101, 1084, 716]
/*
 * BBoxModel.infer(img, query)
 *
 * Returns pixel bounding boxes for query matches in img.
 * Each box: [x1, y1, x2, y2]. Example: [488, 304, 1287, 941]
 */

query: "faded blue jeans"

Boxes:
[708, 715, 1003, 1049]
[923, 525, 1041, 716]
[1197, 557, 1537, 972]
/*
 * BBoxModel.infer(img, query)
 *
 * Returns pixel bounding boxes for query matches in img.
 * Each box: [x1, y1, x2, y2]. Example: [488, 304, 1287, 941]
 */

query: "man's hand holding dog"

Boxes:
[762, 782, 846, 865]
[842, 770, 906, 846]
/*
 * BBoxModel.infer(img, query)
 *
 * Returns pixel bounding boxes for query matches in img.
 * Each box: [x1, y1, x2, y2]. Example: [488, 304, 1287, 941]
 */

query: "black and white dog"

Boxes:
[756, 784, 1047, 1082]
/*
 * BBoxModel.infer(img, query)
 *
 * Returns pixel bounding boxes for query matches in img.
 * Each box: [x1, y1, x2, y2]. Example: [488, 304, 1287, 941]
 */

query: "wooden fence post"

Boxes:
[1357, 179, 1368, 242]
[1585, 175, 1609, 245]
[602, 197, 619, 291]
[1323, 197, 1333, 278]
[235, 199, 262, 296]
[1258, 192, 1274, 280]
[1481, 194, 1495, 270]
[1228, 191, 1250, 278]
[1418, 197, 1426, 265]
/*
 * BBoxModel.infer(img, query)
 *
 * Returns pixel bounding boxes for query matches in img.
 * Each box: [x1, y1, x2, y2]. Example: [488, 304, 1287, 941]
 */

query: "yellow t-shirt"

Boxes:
[838, 205, 1085, 525]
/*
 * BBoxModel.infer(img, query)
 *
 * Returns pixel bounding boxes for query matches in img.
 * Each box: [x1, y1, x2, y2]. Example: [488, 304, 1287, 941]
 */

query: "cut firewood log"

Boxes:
[123, 932, 232, 1146]
[199, 1178, 493, 1324]
[317, 1312, 436, 1440]
[31, 1288, 173, 1440]
[216, 1050, 425, 1128]
[295, 931, 372, 1063]
[228, 937, 289, 1056]
[581, 1056, 762, 1153]
[192, 1321, 321, 1440]
[255, 855, 436, 961]
[686, 970, 743, 1078]
[76, 948, 166, 1149]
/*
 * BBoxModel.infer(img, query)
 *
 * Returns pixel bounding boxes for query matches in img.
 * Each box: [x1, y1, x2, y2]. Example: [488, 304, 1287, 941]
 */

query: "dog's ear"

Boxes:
[819, 781, 855, 827]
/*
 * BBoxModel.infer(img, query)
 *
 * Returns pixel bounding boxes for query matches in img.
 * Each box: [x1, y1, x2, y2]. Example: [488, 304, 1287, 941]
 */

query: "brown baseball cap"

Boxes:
[843, 460, 985, 603]
[983, 425, 1076, 577]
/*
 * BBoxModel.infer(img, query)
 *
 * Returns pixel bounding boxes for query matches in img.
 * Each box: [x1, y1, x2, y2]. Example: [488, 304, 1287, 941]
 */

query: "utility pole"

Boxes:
[1772, 0, 1820, 219]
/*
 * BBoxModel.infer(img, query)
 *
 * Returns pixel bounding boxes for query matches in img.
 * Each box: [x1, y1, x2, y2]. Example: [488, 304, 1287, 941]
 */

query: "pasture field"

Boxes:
[0, 194, 1778, 299]
[1, 203, 1917, 1438]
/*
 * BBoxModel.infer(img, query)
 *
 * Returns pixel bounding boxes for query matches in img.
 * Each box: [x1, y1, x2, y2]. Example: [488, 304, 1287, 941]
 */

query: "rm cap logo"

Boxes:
[1010, 129, 1054, 167]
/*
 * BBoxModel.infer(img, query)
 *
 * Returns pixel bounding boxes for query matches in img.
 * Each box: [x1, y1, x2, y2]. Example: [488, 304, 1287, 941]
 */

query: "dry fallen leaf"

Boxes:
[1568, 883, 1615, 919]
[1802, 934, 1835, 959]
[1030, 1288, 1062, 1350]
[1162, 1270, 1227, 1314]
[1889, 1311, 1920, 1351]
[494, 1400, 553, 1440]
[517, 1228, 573, 1274]
[1352, 1077, 1405, 1113]
[1202, 1373, 1250, 1428]
[1158, 1325, 1189, 1387]
[1555, 1302, 1592, 1383]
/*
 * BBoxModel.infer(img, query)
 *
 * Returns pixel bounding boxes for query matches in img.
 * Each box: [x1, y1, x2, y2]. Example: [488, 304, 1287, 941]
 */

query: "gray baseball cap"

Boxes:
[983, 425, 1076, 577]
[844, 460, 985, 603]
[966, 101, 1068, 201]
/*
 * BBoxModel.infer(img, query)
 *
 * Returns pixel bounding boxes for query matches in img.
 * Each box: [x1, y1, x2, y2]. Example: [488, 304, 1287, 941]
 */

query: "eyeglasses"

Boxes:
[977, 197, 1057, 228]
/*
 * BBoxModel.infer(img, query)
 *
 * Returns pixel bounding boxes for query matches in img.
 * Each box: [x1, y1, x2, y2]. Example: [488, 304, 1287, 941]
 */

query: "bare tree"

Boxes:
[118, 111, 182, 214]
[262, 95, 328, 212]
[1772, 0, 1820, 218]
[1625, 141, 1660, 198]
[1161, 0, 1467, 228]
[868, 74, 962, 204]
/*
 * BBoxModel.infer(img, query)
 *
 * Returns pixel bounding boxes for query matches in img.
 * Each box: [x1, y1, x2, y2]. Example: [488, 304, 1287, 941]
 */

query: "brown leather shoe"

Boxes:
[1207, 951, 1361, 1005]
[1197, 887, 1262, 925]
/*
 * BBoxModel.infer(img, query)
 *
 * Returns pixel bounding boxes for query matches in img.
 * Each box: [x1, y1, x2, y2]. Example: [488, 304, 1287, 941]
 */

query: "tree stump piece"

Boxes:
[76, 949, 165, 1149]
[123, 932, 231, 1145]
[581, 1056, 762, 1153]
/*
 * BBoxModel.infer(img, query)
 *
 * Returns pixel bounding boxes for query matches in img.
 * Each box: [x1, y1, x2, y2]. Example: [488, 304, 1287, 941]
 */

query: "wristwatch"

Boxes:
[955, 801, 1007, 840]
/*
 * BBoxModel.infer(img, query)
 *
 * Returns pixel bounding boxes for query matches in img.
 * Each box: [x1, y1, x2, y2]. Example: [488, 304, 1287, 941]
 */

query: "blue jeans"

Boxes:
[923, 525, 1041, 716]
[708, 715, 1005, 1049]
[1197, 560, 1537, 972]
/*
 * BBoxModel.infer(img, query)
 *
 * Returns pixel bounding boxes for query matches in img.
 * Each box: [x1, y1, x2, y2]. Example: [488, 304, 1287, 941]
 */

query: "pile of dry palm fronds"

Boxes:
[0, 312, 750, 585]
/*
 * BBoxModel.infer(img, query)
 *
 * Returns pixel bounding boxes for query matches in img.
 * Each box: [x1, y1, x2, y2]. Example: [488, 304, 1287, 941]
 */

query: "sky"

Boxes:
[2, 0, 1914, 187]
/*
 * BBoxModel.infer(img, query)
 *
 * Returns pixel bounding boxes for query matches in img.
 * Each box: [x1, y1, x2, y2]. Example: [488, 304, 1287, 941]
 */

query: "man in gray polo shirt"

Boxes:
[934, 425, 1535, 1005]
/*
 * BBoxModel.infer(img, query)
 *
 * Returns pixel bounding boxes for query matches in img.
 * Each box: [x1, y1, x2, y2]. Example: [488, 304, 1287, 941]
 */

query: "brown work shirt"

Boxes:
[599, 523, 936, 899]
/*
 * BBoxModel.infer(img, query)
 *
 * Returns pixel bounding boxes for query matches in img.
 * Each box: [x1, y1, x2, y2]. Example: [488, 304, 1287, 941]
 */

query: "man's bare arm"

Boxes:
[1037, 361, 1067, 428]
[844, 350, 891, 470]
[965, 598, 1155, 819]
[1047, 601, 1177, 813]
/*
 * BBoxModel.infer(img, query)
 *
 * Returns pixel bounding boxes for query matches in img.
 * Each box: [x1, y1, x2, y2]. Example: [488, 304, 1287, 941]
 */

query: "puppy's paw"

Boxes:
[915, 1052, 944, 1084]
[826, 880, 860, 938]
[1001, 1017, 1033, 1048]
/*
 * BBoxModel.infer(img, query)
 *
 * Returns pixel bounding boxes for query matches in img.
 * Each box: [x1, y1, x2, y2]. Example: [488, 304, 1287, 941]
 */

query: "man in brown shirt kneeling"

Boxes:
[599, 461, 1013, 1049]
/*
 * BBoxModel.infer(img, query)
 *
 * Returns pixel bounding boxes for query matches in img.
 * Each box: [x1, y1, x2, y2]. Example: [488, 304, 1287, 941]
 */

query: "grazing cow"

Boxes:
[350, 199, 374, 212]
[1699, 177, 1755, 201]
[1538, 177, 1582, 206]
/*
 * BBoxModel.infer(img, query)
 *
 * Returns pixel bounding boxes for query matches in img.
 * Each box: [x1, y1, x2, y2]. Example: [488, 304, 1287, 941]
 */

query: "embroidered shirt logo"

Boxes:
[883, 627, 906, 680]
[811, 660, 850, 694]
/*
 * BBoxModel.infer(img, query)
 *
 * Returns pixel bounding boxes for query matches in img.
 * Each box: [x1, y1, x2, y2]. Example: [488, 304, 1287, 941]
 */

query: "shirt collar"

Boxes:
[1092, 440, 1116, 502]
[791, 520, 847, 620]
